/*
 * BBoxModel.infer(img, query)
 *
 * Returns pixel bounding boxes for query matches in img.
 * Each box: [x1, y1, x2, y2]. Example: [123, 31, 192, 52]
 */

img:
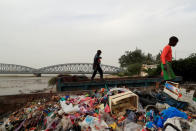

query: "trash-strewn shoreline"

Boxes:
[0, 84, 196, 131]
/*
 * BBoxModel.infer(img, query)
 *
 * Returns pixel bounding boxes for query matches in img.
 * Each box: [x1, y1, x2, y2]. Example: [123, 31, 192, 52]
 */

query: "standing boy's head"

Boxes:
[169, 36, 178, 47]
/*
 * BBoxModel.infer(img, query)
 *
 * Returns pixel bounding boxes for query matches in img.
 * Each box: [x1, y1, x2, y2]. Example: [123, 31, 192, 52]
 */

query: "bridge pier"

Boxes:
[34, 73, 41, 77]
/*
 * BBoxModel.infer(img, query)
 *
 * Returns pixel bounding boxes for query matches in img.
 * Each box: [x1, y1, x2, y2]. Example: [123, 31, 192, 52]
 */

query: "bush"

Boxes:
[119, 49, 156, 68]
[48, 76, 58, 87]
[124, 63, 142, 76]
[144, 64, 161, 77]
[172, 53, 196, 81]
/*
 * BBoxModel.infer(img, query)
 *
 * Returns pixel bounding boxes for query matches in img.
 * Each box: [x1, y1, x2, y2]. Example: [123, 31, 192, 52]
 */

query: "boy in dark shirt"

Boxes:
[91, 50, 103, 80]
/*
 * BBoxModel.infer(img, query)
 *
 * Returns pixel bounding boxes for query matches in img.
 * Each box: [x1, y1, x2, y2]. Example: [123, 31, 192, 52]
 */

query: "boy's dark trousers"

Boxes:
[91, 65, 103, 80]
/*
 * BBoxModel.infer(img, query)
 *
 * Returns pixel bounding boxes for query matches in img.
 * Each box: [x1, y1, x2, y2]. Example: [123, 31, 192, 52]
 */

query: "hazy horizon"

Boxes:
[0, 0, 196, 68]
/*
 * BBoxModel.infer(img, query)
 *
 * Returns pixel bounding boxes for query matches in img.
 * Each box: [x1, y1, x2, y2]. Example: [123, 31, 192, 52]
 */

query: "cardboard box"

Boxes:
[164, 81, 196, 104]
[109, 90, 138, 116]
[163, 81, 181, 100]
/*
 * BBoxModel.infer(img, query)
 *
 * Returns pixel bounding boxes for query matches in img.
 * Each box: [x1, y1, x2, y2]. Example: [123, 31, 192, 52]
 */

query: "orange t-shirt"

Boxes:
[161, 45, 172, 64]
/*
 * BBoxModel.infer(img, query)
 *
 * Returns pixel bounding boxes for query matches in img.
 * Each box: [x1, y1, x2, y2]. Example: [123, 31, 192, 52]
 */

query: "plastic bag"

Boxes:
[61, 116, 73, 130]
[124, 110, 136, 124]
[157, 107, 188, 128]
[80, 116, 108, 131]
[100, 112, 115, 125]
[156, 103, 167, 111]
[161, 107, 188, 121]
[124, 122, 142, 131]
[99, 104, 105, 111]
[60, 100, 79, 113]
[190, 120, 196, 131]
[163, 117, 190, 131]
[91, 120, 108, 131]
[104, 104, 110, 113]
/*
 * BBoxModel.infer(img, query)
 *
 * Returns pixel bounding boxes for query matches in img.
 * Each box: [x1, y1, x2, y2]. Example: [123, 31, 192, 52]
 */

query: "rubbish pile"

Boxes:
[0, 83, 196, 131]
[58, 75, 89, 82]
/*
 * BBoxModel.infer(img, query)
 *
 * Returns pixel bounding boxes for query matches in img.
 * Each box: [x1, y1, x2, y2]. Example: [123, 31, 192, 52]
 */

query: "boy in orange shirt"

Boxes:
[161, 36, 178, 80]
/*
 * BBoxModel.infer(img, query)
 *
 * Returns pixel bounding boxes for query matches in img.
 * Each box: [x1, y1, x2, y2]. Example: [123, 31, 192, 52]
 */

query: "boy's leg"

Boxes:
[161, 62, 176, 81]
[91, 69, 97, 80]
[97, 66, 103, 79]
[167, 62, 176, 80]
[161, 63, 168, 80]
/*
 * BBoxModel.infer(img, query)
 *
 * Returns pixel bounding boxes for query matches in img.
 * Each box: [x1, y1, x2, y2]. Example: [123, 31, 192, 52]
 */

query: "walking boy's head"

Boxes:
[97, 50, 102, 55]
[169, 36, 178, 47]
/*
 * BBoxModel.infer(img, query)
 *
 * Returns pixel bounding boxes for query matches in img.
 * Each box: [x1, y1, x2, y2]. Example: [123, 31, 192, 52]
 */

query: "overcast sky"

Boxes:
[0, 0, 196, 68]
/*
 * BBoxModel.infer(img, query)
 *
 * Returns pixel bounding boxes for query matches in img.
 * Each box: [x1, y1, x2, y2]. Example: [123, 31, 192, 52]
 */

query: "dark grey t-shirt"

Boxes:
[93, 53, 101, 65]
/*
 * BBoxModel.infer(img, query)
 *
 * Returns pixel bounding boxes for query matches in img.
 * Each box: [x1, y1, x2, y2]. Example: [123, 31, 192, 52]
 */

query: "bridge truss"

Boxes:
[0, 63, 121, 74]
[0, 63, 35, 74]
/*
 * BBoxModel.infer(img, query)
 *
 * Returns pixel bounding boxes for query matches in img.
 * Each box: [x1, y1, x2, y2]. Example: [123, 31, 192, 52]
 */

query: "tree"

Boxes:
[188, 53, 196, 59]
[119, 49, 147, 67]
[118, 48, 158, 76]
[125, 63, 142, 76]
[145, 53, 155, 64]
[172, 53, 196, 81]
[155, 51, 162, 64]
[143, 64, 161, 77]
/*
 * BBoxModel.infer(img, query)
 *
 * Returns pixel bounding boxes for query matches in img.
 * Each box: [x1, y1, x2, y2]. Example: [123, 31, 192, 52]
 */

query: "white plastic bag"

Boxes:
[124, 122, 142, 131]
[60, 100, 79, 113]
[79, 116, 108, 131]
[163, 117, 190, 131]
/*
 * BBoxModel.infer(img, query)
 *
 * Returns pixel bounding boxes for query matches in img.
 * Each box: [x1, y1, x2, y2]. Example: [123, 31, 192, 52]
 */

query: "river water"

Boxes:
[0, 75, 54, 96]
[0, 74, 111, 96]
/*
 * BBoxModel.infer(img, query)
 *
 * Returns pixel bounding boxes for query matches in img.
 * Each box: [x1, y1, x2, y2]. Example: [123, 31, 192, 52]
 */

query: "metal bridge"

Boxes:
[0, 63, 121, 75]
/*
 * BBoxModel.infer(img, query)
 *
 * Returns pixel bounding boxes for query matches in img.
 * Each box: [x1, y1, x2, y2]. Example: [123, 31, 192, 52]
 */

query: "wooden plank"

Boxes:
[112, 94, 136, 105]
[58, 76, 182, 91]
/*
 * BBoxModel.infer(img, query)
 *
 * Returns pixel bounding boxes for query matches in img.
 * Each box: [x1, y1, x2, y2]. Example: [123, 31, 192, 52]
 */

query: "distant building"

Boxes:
[140, 64, 157, 76]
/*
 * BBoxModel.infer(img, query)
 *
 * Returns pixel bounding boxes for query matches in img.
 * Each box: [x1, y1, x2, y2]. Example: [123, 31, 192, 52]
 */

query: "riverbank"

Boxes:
[0, 76, 53, 96]
[1, 87, 196, 130]
[0, 74, 117, 96]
